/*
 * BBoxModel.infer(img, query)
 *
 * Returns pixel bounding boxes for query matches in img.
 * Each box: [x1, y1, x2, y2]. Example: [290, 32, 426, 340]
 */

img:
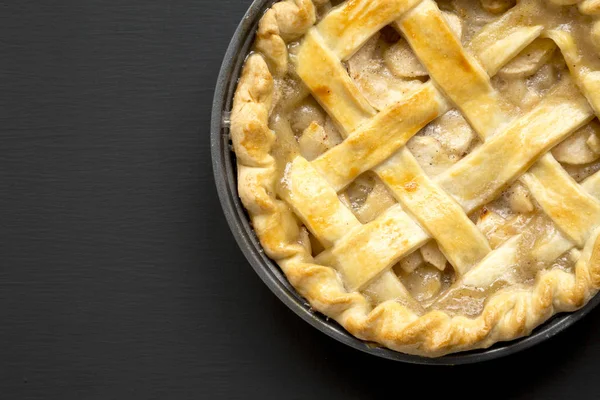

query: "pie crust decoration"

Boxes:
[230, 0, 600, 356]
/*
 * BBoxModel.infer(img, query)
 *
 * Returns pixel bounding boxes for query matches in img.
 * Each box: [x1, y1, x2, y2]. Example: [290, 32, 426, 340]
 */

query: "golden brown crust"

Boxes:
[255, 0, 325, 76]
[229, 0, 600, 357]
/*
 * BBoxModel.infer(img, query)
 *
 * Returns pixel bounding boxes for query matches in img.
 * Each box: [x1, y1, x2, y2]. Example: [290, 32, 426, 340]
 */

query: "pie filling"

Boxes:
[232, 0, 600, 354]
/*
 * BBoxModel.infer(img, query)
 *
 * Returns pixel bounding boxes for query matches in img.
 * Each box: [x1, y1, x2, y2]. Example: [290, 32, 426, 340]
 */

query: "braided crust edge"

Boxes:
[229, 0, 600, 357]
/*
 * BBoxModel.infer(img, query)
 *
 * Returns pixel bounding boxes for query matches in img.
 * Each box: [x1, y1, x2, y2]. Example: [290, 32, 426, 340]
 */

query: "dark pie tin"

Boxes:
[210, 0, 600, 365]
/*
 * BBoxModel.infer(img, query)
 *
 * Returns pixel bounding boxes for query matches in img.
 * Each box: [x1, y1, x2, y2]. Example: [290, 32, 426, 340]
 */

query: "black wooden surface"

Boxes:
[1, 1, 600, 398]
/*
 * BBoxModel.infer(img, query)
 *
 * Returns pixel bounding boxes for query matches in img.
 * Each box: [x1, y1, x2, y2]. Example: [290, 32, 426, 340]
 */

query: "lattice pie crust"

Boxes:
[231, 0, 600, 356]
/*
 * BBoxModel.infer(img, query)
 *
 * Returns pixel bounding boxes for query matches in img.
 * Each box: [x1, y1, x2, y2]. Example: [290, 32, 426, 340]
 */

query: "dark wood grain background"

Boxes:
[1, 1, 599, 398]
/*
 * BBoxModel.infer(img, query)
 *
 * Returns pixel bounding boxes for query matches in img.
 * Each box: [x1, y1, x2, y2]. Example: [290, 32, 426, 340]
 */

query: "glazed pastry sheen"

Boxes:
[230, 0, 600, 356]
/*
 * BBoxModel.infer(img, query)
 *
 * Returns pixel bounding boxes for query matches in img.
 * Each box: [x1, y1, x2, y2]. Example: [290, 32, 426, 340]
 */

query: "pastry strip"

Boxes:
[544, 30, 600, 114]
[280, 157, 360, 248]
[468, 2, 541, 75]
[522, 155, 600, 247]
[376, 148, 491, 275]
[315, 204, 429, 291]
[398, 0, 511, 137]
[317, 0, 424, 60]
[311, 82, 447, 191]
[281, 157, 416, 300]
[437, 80, 594, 214]
[296, 29, 375, 134]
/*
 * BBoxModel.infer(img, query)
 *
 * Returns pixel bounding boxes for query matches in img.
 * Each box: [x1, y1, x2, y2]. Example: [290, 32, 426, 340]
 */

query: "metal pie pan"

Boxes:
[210, 0, 600, 365]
